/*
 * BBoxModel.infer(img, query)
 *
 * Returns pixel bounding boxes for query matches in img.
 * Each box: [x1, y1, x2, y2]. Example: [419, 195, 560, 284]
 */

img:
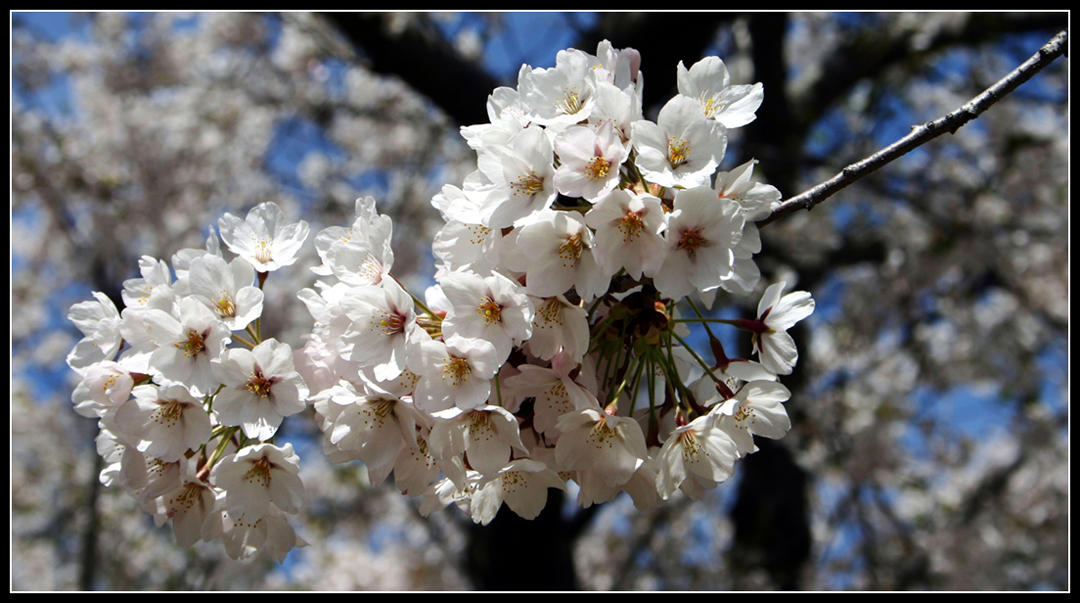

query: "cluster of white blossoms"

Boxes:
[68, 202, 313, 562]
[68, 40, 814, 561]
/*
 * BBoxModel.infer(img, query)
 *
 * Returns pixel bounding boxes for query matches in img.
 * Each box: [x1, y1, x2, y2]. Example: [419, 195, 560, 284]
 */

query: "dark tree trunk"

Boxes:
[464, 489, 579, 590]
[728, 438, 812, 590]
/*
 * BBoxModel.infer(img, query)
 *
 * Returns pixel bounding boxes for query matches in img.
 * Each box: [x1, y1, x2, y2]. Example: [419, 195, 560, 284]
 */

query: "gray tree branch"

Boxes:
[757, 29, 1068, 228]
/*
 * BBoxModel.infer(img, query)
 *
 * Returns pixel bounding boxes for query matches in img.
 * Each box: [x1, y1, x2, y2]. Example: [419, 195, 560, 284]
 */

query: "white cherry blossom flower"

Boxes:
[429, 175, 493, 226]
[714, 380, 793, 456]
[323, 387, 423, 487]
[631, 95, 727, 189]
[618, 455, 664, 511]
[688, 358, 779, 415]
[439, 269, 535, 363]
[218, 201, 310, 273]
[185, 253, 264, 331]
[501, 209, 609, 302]
[121, 255, 176, 312]
[210, 442, 305, 522]
[418, 470, 484, 521]
[212, 338, 308, 441]
[96, 426, 148, 491]
[170, 226, 223, 283]
[587, 80, 643, 143]
[655, 412, 740, 500]
[213, 503, 306, 563]
[460, 86, 531, 152]
[141, 460, 218, 548]
[652, 186, 745, 300]
[109, 384, 212, 462]
[524, 295, 591, 363]
[66, 291, 123, 370]
[593, 39, 642, 92]
[474, 125, 558, 228]
[120, 297, 230, 396]
[312, 196, 394, 285]
[518, 47, 598, 130]
[552, 121, 629, 201]
[393, 426, 468, 496]
[714, 158, 781, 222]
[71, 360, 135, 418]
[554, 407, 649, 489]
[138, 456, 186, 505]
[574, 455, 662, 509]
[428, 404, 528, 478]
[432, 219, 501, 274]
[412, 335, 500, 412]
[503, 357, 599, 440]
[469, 458, 566, 523]
[711, 159, 782, 295]
[750, 281, 815, 375]
[584, 189, 667, 280]
[339, 278, 419, 382]
[295, 283, 365, 395]
[676, 56, 764, 129]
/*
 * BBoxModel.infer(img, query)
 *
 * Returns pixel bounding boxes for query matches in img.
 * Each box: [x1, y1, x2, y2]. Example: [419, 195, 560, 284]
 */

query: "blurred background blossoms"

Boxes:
[11, 11, 1068, 591]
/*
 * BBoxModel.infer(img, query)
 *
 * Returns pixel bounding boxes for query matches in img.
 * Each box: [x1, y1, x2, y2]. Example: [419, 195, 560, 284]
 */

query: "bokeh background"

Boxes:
[11, 11, 1069, 591]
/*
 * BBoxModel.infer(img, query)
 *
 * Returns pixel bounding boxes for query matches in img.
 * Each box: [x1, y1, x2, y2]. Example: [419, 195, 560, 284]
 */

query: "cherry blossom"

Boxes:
[120, 297, 231, 397]
[210, 442, 305, 522]
[552, 121, 629, 201]
[338, 278, 419, 381]
[66, 291, 123, 370]
[218, 201, 310, 273]
[584, 189, 667, 280]
[676, 56, 764, 129]
[652, 186, 745, 300]
[746, 281, 816, 375]
[109, 384, 213, 462]
[439, 269, 535, 363]
[185, 253, 264, 331]
[212, 338, 308, 441]
[630, 95, 727, 189]
[655, 412, 741, 500]
[64, 38, 820, 552]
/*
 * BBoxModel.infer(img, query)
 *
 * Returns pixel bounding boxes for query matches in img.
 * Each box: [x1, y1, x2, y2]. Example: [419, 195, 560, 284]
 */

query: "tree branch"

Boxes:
[318, 13, 499, 127]
[791, 13, 1068, 140]
[757, 29, 1068, 228]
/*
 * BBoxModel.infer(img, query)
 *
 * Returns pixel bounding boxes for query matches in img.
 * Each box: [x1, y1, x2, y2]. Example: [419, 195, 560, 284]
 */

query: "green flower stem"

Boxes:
[683, 297, 720, 344]
[410, 290, 440, 321]
[670, 330, 728, 390]
[608, 353, 644, 408]
[205, 425, 239, 474]
[246, 323, 261, 345]
[234, 331, 257, 349]
[672, 317, 741, 326]
[626, 348, 649, 417]
[204, 384, 225, 413]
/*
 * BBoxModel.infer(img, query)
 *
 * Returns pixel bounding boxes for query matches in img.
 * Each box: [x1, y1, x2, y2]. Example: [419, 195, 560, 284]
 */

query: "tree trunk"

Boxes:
[464, 489, 579, 590]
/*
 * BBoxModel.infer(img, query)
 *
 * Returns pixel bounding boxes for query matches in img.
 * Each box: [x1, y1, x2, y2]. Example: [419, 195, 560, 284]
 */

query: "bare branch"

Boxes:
[757, 29, 1068, 228]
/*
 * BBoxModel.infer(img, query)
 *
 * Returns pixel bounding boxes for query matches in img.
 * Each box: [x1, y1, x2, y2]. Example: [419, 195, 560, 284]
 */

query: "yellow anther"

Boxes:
[254, 240, 273, 264]
[676, 226, 708, 257]
[667, 137, 690, 169]
[174, 328, 206, 358]
[511, 172, 545, 198]
[558, 233, 585, 267]
[442, 356, 472, 387]
[476, 296, 502, 326]
[618, 209, 646, 243]
[585, 156, 610, 181]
